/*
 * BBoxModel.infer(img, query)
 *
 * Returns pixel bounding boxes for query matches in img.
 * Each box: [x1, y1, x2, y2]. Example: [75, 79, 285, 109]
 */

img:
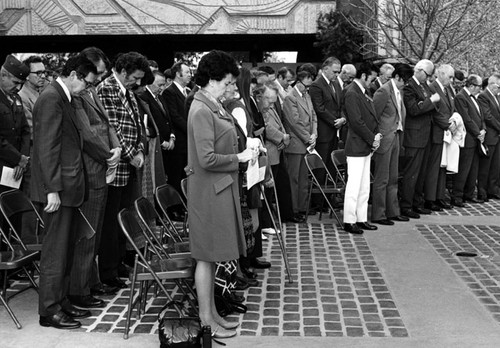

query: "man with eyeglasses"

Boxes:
[67, 47, 122, 311]
[31, 55, 98, 329]
[0, 55, 30, 194]
[400, 59, 441, 219]
[451, 74, 485, 207]
[477, 73, 500, 202]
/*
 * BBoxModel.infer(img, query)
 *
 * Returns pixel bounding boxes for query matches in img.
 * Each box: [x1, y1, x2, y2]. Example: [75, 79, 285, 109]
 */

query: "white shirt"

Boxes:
[294, 85, 303, 98]
[56, 77, 71, 102]
[173, 81, 187, 97]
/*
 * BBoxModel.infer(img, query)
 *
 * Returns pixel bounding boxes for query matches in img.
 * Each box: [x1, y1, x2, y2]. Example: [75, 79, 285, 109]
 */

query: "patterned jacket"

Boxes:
[97, 73, 144, 187]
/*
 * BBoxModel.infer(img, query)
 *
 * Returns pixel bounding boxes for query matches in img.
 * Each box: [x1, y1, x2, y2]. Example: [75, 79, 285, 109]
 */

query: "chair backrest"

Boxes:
[304, 152, 337, 188]
[155, 184, 186, 211]
[0, 189, 44, 248]
[331, 149, 347, 187]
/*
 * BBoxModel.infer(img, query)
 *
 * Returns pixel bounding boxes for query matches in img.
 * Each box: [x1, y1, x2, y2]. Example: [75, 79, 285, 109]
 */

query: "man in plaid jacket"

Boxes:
[97, 52, 149, 289]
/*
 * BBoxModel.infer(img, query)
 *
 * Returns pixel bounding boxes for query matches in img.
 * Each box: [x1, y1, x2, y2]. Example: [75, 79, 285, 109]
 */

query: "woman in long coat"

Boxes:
[186, 50, 257, 338]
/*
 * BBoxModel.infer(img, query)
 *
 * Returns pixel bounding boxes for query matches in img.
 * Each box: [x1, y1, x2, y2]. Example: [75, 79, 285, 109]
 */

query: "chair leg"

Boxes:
[124, 256, 139, 340]
[0, 287, 22, 329]
[23, 266, 39, 291]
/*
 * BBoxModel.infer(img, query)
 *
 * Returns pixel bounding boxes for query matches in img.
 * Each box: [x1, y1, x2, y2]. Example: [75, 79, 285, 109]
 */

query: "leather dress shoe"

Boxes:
[234, 277, 250, 291]
[477, 196, 489, 202]
[62, 303, 91, 319]
[424, 201, 442, 211]
[226, 292, 245, 303]
[288, 214, 306, 223]
[102, 277, 127, 289]
[40, 310, 81, 329]
[372, 219, 394, 226]
[250, 258, 271, 269]
[388, 215, 410, 222]
[356, 222, 378, 230]
[413, 206, 431, 215]
[69, 295, 105, 309]
[220, 321, 240, 330]
[241, 267, 257, 279]
[450, 199, 464, 207]
[212, 325, 237, 339]
[488, 193, 500, 200]
[343, 223, 363, 234]
[91, 284, 118, 296]
[401, 210, 420, 219]
[464, 197, 484, 204]
[436, 199, 452, 209]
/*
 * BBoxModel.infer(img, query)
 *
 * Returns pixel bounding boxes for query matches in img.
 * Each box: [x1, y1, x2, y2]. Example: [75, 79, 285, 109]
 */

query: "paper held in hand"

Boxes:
[246, 158, 266, 189]
[0, 166, 22, 189]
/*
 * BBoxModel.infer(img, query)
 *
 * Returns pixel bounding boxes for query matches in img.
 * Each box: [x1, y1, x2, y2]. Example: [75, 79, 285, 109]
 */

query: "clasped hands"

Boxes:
[237, 137, 265, 164]
[372, 133, 383, 152]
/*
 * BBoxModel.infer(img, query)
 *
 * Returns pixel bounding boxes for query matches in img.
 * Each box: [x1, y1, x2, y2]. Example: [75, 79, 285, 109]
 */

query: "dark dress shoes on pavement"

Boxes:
[234, 277, 250, 291]
[40, 310, 81, 329]
[464, 197, 484, 204]
[343, 223, 363, 234]
[388, 215, 410, 222]
[356, 222, 378, 230]
[250, 258, 271, 269]
[413, 206, 431, 215]
[424, 201, 442, 211]
[436, 199, 452, 209]
[91, 284, 118, 296]
[450, 199, 464, 207]
[69, 295, 105, 309]
[241, 267, 258, 279]
[61, 303, 91, 319]
[401, 210, 420, 219]
[103, 277, 127, 289]
[372, 219, 394, 226]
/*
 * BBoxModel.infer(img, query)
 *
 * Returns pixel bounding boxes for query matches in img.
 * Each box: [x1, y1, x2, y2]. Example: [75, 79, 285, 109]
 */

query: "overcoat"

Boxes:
[186, 91, 245, 262]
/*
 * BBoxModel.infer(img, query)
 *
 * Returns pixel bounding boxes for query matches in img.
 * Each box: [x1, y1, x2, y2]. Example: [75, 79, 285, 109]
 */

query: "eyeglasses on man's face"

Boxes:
[30, 70, 46, 77]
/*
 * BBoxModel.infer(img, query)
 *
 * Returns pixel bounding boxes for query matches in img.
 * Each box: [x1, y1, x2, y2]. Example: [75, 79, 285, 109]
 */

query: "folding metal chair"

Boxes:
[0, 189, 45, 252]
[304, 152, 344, 226]
[155, 184, 188, 240]
[118, 208, 196, 339]
[331, 149, 348, 188]
[0, 224, 40, 329]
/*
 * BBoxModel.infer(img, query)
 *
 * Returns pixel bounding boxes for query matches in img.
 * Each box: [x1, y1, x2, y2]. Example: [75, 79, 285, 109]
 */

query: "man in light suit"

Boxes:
[283, 70, 317, 217]
[451, 74, 485, 206]
[477, 73, 500, 201]
[161, 61, 192, 203]
[424, 64, 456, 211]
[68, 47, 122, 309]
[32, 55, 98, 329]
[342, 62, 380, 234]
[400, 59, 440, 219]
[371, 64, 413, 225]
[97, 52, 149, 289]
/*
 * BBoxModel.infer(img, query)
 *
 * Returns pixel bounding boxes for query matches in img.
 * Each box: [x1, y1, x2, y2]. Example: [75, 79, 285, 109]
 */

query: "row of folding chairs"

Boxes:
[0, 189, 43, 329]
[119, 184, 197, 339]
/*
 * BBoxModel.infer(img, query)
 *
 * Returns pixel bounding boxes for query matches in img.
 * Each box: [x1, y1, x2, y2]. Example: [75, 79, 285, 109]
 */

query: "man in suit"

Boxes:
[283, 70, 317, 218]
[97, 52, 149, 289]
[334, 64, 356, 147]
[451, 74, 485, 206]
[342, 62, 380, 234]
[369, 63, 394, 96]
[424, 64, 456, 211]
[162, 60, 192, 201]
[32, 55, 98, 329]
[371, 64, 413, 225]
[477, 73, 500, 201]
[138, 70, 174, 174]
[400, 59, 441, 219]
[0, 55, 30, 193]
[67, 47, 122, 310]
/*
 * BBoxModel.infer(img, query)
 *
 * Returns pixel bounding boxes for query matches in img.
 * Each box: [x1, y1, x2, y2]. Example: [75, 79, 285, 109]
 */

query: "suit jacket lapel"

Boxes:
[52, 81, 82, 147]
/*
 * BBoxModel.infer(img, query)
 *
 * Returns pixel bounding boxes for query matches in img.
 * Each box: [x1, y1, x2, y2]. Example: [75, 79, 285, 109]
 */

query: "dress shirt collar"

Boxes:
[174, 81, 185, 96]
[113, 70, 127, 95]
[487, 87, 497, 99]
[337, 76, 344, 89]
[146, 86, 157, 99]
[353, 79, 366, 95]
[390, 79, 400, 95]
[322, 72, 331, 84]
[294, 85, 303, 98]
[412, 75, 421, 86]
[56, 77, 71, 102]
[436, 79, 446, 94]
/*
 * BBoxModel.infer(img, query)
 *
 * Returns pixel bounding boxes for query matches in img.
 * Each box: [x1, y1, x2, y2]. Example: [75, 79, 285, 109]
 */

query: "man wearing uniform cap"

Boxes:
[0, 54, 31, 193]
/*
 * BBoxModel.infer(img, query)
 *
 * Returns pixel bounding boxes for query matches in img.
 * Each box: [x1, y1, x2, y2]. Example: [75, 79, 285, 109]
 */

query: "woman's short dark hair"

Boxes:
[195, 50, 239, 87]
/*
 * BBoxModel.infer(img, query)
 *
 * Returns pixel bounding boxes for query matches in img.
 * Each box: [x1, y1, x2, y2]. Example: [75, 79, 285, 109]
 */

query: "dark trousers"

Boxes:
[478, 142, 500, 199]
[424, 142, 446, 201]
[98, 182, 134, 282]
[452, 146, 478, 200]
[165, 148, 187, 199]
[70, 186, 107, 296]
[400, 142, 430, 210]
[286, 153, 309, 213]
[38, 206, 79, 316]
